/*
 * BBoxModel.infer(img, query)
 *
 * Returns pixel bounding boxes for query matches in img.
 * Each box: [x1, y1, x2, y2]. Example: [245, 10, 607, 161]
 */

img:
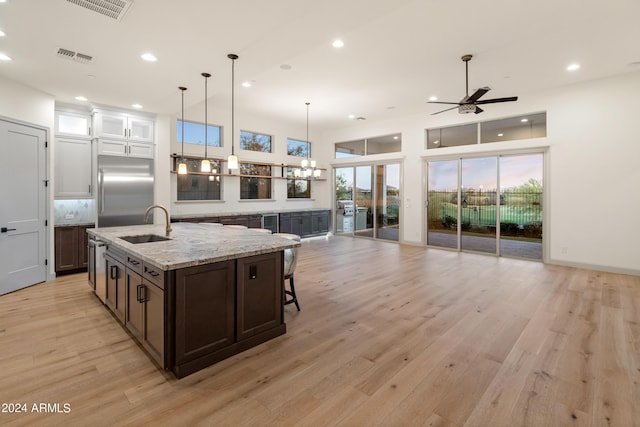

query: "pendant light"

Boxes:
[227, 54, 239, 171]
[177, 86, 188, 175]
[200, 72, 212, 173]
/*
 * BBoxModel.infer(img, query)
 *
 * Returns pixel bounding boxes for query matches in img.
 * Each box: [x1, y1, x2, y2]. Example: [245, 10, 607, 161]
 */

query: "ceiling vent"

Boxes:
[57, 48, 94, 64]
[66, 0, 133, 21]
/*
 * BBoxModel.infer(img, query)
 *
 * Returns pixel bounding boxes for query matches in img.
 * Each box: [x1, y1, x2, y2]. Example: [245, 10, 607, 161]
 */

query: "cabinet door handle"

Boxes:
[110, 265, 117, 280]
[136, 284, 143, 303]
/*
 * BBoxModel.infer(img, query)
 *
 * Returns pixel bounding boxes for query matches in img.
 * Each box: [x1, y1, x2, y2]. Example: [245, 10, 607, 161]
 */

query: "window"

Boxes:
[176, 158, 222, 201]
[240, 130, 272, 153]
[426, 112, 547, 149]
[287, 138, 310, 157]
[240, 163, 272, 199]
[335, 133, 401, 158]
[286, 168, 311, 198]
[177, 120, 222, 147]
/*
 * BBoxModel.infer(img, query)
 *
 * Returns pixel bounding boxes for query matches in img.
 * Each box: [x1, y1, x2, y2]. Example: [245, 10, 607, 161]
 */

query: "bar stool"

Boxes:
[274, 233, 300, 311]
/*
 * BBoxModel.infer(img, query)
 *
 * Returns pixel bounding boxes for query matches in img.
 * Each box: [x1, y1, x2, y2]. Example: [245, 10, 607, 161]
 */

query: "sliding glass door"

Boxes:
[335, 162, 401, 242]
[460, 157, 498, 254]
[426, 153, 543, 260]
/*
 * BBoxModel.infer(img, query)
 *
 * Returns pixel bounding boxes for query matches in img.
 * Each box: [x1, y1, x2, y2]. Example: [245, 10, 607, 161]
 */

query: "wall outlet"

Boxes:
[561, 247, 568, 254]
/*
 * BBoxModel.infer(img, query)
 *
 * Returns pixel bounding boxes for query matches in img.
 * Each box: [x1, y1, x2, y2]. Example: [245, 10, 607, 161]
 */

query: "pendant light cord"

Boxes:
[231, 56, 235, 157]
[179, 86, 186, 157]
[306, 102, 310, 162]
[202, 73, 211, 160]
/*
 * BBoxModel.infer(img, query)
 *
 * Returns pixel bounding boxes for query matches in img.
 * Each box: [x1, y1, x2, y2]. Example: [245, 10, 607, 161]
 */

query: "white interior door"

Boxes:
[0, 119, 48, 295]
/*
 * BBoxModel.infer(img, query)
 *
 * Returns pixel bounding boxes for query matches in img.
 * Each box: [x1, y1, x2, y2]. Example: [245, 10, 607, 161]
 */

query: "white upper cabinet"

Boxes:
[54, 137, 92, 198]
[56, 111, 92, 137]
[94, 111, 154, 143]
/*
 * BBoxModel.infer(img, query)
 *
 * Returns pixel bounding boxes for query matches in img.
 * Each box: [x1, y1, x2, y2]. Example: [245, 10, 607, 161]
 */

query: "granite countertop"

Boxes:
[87, 223, 300, 271]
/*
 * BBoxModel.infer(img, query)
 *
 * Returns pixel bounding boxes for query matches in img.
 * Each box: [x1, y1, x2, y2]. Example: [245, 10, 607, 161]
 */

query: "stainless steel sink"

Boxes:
[120, 234, 171, 244]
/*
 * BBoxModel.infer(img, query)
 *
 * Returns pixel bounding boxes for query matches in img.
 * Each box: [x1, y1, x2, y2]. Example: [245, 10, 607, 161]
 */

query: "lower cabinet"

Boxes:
[105, 252, 126, 323]
[55, 225, 93, 274]
[171, 251, 284, 378]
[104, 247, 165, 366]
[125, 260, 165, 365]
[279, 210, 330, 237]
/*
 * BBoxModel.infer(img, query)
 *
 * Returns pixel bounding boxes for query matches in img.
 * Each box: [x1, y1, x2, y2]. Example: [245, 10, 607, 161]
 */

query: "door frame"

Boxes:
[0, 114, 51, 284]
[423, 147, 549, 262]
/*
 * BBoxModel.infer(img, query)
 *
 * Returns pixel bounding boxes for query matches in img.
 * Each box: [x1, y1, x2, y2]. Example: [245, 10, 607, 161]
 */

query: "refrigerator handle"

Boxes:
[99, 168, 105, 215]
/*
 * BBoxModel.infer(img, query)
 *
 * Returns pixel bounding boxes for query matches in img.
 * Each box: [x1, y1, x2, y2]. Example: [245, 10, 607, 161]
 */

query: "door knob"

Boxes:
[1, 227, 17, 233]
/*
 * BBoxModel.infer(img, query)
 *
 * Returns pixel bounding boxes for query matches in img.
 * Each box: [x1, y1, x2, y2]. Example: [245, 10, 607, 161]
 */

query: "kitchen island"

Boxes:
[88, 222, 299, 378]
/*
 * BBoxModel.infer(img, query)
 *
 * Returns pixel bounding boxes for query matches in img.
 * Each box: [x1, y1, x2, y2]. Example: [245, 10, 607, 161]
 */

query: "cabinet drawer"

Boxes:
[126, 253, 143, 275]
[143, 262, 164, 289]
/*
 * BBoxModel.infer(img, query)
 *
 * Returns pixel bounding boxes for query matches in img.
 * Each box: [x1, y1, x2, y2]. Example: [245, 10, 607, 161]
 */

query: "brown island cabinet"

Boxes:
[88, 222, 299, 378]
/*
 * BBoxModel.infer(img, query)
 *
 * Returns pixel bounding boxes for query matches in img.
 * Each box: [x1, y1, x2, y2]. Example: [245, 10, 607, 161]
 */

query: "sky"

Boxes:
[428, 154, 543, 191]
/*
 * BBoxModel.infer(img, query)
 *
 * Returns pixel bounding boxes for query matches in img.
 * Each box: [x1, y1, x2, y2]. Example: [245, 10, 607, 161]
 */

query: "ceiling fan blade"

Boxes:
[474, 106, 484, 114]
[427, 101, 461, 105]
[475, 96, 518, 105]
[430, 105, 460, 115]
[466, 87, 490, 103]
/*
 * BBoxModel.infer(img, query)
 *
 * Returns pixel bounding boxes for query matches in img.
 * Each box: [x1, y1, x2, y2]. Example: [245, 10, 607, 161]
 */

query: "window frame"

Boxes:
[286, 167, 311, 199]
[287, 138, 310, 158]
[239, 163, 273, 200]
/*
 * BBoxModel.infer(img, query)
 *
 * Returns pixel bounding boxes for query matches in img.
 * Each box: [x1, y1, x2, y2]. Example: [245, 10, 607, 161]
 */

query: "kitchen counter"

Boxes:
[87, 222, 295, 378]
[87, 222, 299, 271]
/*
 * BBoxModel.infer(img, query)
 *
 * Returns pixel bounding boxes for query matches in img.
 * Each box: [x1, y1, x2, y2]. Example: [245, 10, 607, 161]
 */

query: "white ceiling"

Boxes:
[1, 0, 639, 131]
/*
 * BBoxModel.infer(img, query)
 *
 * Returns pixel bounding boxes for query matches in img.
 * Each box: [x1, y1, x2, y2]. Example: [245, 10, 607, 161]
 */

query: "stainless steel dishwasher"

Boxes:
[88, 236, 107, 303]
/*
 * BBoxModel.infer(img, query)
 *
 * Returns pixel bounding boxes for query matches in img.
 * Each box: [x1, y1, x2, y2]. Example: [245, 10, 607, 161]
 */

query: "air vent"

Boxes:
[66, 0, 133, 21]
[57, 48, 94, 64]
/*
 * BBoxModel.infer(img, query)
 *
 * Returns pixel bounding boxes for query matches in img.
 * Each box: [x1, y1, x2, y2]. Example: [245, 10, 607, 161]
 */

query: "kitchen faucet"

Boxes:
[144, 205, 172, 236]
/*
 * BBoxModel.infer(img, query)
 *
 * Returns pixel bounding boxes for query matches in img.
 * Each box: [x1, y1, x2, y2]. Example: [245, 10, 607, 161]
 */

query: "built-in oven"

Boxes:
[88, 236, 107, 303]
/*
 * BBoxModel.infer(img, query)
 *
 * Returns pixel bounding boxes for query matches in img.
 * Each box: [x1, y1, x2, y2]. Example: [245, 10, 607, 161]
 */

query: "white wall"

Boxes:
[321, 71, 640, 274]
[0, 77, 56, 278]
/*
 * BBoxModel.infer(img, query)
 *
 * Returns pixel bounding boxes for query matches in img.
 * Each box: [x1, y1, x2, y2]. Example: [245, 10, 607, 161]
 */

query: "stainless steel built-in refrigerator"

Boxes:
[97, 155, 154, 227]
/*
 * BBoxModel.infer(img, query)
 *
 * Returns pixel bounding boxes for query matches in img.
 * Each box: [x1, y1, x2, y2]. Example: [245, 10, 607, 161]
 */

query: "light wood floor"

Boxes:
[1, 236, 639, 426]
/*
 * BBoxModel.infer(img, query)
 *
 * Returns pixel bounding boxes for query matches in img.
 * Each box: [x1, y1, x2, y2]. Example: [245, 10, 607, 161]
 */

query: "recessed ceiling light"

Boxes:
[140, 53, 157, 62]
[348, 114, 355, 119]
[393, 136, 399, 140]
[0, 1, 6, 3]
[0, 30, 5, 37]
[132, 103, 143, 109]
[566, 63, 580, 71]
[429, 96, 438, 102]
[498, 133, 504, 137]
[242, 81, 252, 88]
[521, 118, 529, 123]
[75, 96, 88, 101]
[0, 52, 11, 61]
[433, 140, 440, 145]
[332, 39, 344, 48]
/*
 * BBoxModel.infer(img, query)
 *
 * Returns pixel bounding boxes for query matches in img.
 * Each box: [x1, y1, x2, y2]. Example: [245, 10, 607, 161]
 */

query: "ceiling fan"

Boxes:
[428, 54, 518, 115]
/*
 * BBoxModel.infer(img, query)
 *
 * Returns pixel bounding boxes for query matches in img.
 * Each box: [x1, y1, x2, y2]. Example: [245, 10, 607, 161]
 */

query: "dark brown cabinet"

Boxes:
[55, 225, 93, 273]
[174, 261, 235, 366]
[125, 254, 165, 365]
[171, 252, 284, 378]
[105, 251, 126, 323]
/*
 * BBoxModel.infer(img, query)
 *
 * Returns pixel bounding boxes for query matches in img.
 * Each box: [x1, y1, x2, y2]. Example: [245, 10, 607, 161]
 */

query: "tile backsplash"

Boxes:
[54, 199, 95, 225]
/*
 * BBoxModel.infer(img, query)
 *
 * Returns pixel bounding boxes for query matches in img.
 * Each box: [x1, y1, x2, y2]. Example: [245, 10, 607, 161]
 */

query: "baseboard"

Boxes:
[547, 258, 640, 277]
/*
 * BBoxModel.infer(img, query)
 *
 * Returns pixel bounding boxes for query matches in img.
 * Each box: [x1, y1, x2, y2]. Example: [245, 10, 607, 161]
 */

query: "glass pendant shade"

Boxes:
[301, 158, 308, 168]
[200, 159, 211, 173]
[314, 168, 321, 178]
[227, 154, 238, 170]
[310, 160, 316, 168]
[177, 162, 187, 175]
